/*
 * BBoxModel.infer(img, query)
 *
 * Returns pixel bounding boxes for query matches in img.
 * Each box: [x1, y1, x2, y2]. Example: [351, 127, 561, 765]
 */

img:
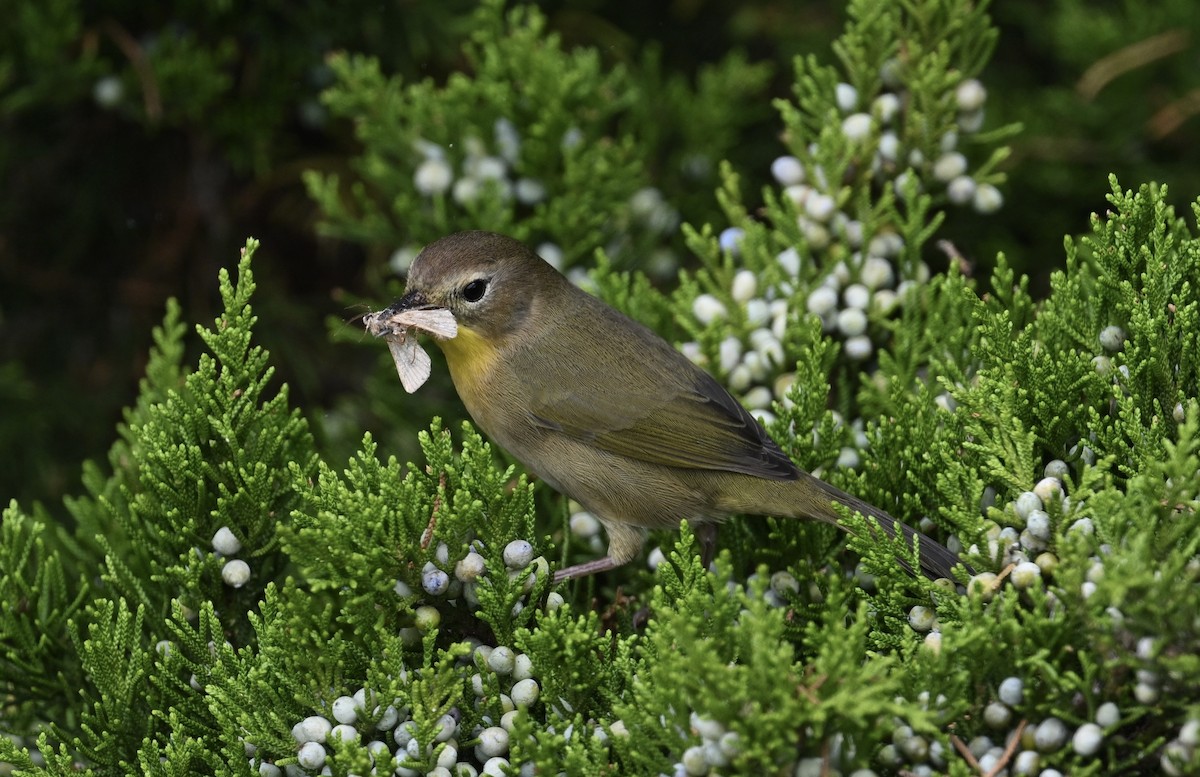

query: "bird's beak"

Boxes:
[387, 289, 438, 313]
[372, 289, 459, 341]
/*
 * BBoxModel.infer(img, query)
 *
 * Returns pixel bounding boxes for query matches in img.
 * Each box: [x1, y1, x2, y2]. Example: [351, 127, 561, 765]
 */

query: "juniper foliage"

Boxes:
[4, 0, 1200, 774]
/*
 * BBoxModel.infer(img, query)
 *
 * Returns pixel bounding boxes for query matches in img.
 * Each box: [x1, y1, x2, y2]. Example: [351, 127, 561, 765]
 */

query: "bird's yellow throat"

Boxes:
[439, 324, 503, 393]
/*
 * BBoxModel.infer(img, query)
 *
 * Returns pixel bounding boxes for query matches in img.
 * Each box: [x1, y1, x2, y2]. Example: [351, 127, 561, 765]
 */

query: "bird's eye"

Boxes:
[462, 279, 488, 302]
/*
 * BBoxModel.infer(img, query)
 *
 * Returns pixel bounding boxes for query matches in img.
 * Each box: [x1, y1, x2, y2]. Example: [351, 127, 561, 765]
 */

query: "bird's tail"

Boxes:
[801, 474, 963, 580]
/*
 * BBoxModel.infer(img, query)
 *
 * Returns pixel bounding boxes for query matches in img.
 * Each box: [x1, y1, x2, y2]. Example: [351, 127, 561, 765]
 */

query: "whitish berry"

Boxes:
[494, 118, 521, 162]
[842, 113, 873, 141]
[844, 335, 874, 361]
[806, 286, 838, 316]
[435, 743, 458, 768]
[422, 567, 450, 596]
[482, 756, 510, 776]
[1011, 561, 1042, 589]
[503, 540, 534, 569]
[843, 283, 870, 310]
[998, 677, 1023, 706]
[332, 695, 358, 725]
[973, 183, 1003, 214]
[835, 82, 859, 112]
[569, 511, 601, 539]
[414, 605, 441, 631]
[477, 726, 510, 758]
[1134, 681, 1160, 704]
[211, 526, 242, 555]
[1072, 722, 1103, 755]
[719, 227, 745, 255]
[452, 177, 480, 205]
[878, 131, 900, 161]
[222, 559, 251, 588]
[806, 193, 837, 222]
[455, 551, 486, 583]
[376, 704, 401, 730]
[512, 653, 533, 682]
[842, 219, 865, 247]
[1099, 325, 1126, 352]
[1162, 740, 1194, 776]
[1033, 477, 1064, 504]
[908, 605, 935, 632]
[728, 364, 752, 393]
[389, 245, 420, 274]
[933, 152, 968, 182]
[1012, 750, 1039, 774]
[93, 76, 124, 108]
[1034, 718, 1068, 752]
[488, 646, 516, 675]
[873, 93, 901, 123]
[795, 757, 825, 777]
[754, 334, 784, 369]
[329, 723, 359, 744]
[771, 156, 805, 186]
[745, 298, 770, 328]
[514, 178, 546, 205]
[955, 79, 988, 112]
[537, 242, 564, 271]
[899, 733, 930, 761]
[777, 247, 801, 276]
[872, 289, 898, 315]
[800, 220, 830, 249]
[947, 175, 976, 205]
[434, 713, 456, 742]
[1026, 510, 1051, 541]
[742, 386, 772, 411]
[713, 337, 741, 374]
[1014, 491, 1042, 520]
[692, 294, 727, 324]
[967, 736, 994, 758]
[297, 741, 326, 770]
[983, 701, 1011, 729]
[783, 183, 812, 207]
[511, 678, 540, 707]
[293, 715, 332, 744]
[730, 269, 758, 303]
[414, 158, 454, 195]
[1045, 460, 1070, 480]
[894, 170, 921, 199]
[472, 155, 507, 181]
[837, 308, 868, 337]
[1180, 719, 1200, 746]
[860, 256, 894, 290]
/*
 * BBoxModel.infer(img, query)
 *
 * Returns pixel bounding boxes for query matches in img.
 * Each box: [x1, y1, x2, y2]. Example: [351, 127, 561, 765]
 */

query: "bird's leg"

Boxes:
[552, 556, 619, 582]
[552, 519, 644, 583]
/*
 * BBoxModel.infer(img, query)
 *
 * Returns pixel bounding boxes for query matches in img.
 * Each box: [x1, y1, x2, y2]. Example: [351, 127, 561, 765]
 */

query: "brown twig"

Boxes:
[1077, 30, 1190, 101]
[950, 733, 982, 771]
[100, 20, 163, 121]
[985, 719, 1027, 777]
[1147, 87, 1200, 140]
[950, 719, 1028, 776]
[421, 471, 445, 549]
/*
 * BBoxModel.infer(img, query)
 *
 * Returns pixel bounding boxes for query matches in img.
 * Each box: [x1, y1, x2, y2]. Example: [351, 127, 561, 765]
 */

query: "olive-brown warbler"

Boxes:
[380, 231, 961, 582]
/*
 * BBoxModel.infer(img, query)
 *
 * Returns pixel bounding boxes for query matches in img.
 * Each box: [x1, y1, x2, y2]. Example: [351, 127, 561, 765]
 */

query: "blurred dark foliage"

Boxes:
[1, 0, 1197, 508]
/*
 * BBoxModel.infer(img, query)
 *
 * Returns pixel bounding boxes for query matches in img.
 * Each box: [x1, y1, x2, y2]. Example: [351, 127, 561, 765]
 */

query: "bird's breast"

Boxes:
[438, 325, 527, 440]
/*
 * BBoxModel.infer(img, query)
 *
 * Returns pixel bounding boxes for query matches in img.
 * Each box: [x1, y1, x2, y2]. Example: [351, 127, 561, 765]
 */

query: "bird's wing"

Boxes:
[527, 337, 799, 481]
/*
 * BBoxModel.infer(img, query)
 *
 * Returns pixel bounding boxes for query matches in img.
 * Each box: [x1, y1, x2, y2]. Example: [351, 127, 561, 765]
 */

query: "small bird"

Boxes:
[381, 231, 961, 582]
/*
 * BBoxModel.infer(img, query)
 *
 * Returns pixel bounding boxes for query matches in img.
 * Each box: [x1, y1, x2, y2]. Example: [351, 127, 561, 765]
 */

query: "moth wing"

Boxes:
[387, 337, 432, 393]
[395, 308, 458, 339]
